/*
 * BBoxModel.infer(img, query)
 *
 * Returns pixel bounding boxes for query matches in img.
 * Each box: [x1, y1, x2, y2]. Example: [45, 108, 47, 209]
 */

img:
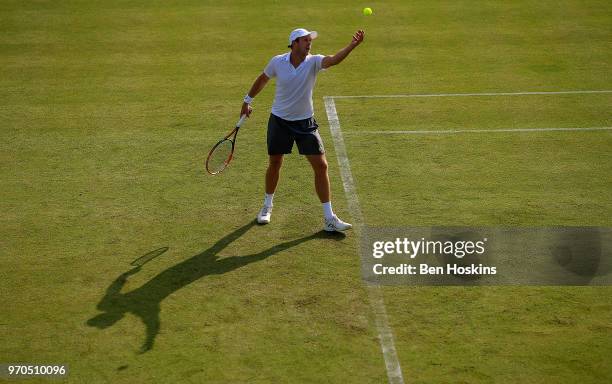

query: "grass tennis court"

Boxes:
[1, 1, 611, 382]
[331, 92, 611, 382]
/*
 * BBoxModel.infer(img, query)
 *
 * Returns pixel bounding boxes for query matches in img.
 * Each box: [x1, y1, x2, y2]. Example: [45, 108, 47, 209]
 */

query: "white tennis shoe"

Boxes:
[324, 215, 352, 232]
[257, 205, 273, 224]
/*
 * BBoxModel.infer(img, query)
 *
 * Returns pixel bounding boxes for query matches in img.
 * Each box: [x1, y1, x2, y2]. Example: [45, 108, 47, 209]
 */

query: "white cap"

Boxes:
[288, 28, 318, 47]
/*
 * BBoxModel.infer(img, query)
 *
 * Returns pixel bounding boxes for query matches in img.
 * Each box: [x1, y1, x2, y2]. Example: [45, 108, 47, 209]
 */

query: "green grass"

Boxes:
[1, 0, 611, 383]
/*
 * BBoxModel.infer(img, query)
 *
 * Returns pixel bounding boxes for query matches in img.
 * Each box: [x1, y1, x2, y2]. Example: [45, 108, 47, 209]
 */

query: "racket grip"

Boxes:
[236, 114, 247, 128]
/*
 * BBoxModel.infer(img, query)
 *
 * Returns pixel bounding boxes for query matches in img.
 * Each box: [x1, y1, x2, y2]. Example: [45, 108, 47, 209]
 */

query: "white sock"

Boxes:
[264, 193, 274, 207]
[322, 201, 334, 220]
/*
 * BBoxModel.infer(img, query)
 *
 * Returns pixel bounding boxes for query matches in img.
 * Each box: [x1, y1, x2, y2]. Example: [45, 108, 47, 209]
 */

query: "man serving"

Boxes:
[240, 28, 365, 232]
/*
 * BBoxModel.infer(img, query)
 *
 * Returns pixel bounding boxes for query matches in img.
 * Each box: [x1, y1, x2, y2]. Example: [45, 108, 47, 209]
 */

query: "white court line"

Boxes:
[329, 90, 612, 99]
[324, 96, 405, 384]
[348, 126, 612, 135]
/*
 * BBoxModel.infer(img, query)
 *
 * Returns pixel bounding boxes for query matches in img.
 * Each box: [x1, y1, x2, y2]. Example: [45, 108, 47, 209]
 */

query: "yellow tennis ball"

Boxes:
[363, 7, 373, 16]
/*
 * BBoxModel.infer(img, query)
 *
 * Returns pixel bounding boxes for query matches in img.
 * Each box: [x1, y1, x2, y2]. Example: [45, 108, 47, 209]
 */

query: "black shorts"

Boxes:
[267, 113, 325, 155]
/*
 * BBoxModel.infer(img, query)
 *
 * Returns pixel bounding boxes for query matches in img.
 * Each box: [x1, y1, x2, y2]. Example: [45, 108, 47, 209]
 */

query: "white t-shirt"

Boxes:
[263, 53, 325, 121]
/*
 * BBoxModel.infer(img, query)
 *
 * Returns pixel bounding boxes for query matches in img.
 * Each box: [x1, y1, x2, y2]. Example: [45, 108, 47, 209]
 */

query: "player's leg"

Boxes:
[305, 154, 330, 203]
[305, 154, 352, 232]
[258, 114, 293, 224]
[294, 118, 352, 232]
[259, 154, 282, 221]
[265, 154, 284, 195]
[259, 156, 284, 225]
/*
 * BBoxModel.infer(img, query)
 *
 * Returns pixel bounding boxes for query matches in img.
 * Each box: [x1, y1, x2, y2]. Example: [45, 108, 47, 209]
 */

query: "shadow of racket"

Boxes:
[130, 247, 169, 267]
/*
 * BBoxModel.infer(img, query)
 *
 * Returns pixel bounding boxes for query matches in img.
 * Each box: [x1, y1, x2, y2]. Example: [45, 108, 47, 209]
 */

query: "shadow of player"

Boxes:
[87, 220, 344, 353]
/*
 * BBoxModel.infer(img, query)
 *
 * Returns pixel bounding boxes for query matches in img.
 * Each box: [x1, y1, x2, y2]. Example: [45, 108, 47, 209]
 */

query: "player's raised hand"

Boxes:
[351, 30, 365, 47]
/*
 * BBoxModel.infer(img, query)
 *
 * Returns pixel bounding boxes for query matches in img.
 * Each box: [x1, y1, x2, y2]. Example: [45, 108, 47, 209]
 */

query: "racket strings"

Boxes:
[207, 139, 233, 174]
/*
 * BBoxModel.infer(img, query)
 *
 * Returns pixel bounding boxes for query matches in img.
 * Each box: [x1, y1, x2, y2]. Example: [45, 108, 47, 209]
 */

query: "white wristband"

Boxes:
[243, 94, 253, 104]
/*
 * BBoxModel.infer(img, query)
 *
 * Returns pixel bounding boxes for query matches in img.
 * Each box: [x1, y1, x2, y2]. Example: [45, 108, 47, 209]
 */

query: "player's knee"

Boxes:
[313, 160, 328, 174]
[268, 156, 283, 169]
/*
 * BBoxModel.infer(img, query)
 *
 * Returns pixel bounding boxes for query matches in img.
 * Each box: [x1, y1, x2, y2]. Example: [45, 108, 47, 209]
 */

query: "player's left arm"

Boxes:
[321, 30, 365, 69]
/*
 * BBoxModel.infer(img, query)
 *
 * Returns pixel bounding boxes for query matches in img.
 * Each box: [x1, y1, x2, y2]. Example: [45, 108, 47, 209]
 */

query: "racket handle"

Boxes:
[236, 114, 247, 128]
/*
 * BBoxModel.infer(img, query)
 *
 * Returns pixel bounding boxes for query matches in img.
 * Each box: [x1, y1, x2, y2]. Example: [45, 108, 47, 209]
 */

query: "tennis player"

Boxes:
[240, 28, 365, 232]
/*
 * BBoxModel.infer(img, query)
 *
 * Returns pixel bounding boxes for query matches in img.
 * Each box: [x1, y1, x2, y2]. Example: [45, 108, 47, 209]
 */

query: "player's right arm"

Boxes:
[241, 73, 270, 117]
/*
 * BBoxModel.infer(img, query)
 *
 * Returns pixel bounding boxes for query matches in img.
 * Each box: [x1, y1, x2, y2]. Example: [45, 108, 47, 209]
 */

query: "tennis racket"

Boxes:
[205, 114, 247, 175]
